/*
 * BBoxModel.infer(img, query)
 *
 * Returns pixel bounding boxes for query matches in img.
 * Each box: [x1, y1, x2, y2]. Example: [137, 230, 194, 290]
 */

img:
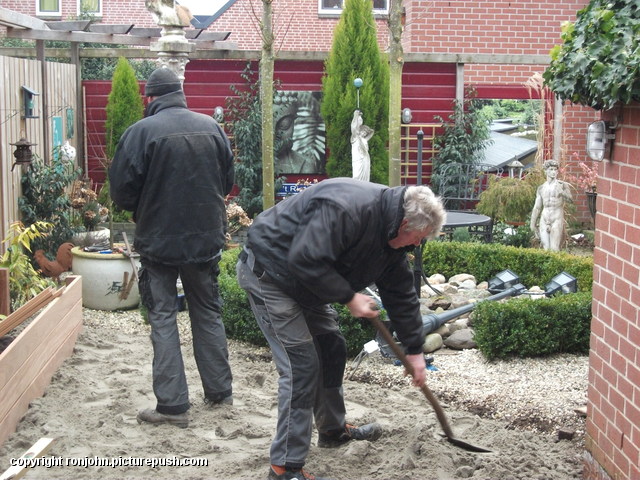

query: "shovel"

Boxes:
[367, 315, 492, 453]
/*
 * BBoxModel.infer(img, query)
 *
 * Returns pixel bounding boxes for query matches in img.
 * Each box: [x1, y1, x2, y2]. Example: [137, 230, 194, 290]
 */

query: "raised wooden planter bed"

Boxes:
[0, 276, 83, 447]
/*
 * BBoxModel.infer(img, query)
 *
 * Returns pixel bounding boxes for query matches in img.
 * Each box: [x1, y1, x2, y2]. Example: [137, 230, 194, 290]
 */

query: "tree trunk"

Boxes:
[261, 0, 275, 210]
[388, 0, 404, 187]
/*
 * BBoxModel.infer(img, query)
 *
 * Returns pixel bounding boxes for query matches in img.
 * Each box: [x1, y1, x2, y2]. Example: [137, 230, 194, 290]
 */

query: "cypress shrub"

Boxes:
[321, 0, 389, 183]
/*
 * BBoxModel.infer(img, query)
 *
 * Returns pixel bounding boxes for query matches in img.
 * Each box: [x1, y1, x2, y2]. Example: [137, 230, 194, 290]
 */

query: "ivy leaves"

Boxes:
[543, 0, 640, 110]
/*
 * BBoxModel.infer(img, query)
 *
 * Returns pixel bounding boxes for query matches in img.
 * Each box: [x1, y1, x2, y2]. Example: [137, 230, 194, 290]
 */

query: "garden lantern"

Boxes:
[10, 137, 36, 171]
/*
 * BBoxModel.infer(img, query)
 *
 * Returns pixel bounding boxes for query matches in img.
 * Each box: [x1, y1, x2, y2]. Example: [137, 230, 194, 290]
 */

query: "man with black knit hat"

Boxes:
[110, 66, 235, 428]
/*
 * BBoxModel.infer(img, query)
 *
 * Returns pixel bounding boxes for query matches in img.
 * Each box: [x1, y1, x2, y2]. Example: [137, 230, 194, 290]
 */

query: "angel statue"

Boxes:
[350, 110, 374, 182]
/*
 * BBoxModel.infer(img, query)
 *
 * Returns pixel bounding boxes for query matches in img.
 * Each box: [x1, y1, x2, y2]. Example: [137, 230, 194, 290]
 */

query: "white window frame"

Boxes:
[318, 0, 389, 16]
[36, 0, 62, 17]
[78, 0, 103, 17]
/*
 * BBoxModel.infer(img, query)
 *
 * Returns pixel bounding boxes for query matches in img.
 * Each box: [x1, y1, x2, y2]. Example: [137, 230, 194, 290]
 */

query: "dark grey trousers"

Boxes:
[139, 256, 232, 415]
[237, 247, 347, 469]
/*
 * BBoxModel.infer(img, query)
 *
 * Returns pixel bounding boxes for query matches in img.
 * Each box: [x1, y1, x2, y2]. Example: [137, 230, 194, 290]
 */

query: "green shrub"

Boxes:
[218, 247, 375, 356]
[473, 292, 592, 360]
[422, 241, 593, 293]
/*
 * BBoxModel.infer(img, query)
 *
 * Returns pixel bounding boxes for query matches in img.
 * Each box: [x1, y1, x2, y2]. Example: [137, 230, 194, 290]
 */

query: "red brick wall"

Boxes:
[585, 102, 640, 480]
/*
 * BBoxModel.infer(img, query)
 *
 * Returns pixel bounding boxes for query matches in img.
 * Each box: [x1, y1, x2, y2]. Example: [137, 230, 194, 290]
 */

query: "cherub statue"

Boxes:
[145, 0, 192, 27]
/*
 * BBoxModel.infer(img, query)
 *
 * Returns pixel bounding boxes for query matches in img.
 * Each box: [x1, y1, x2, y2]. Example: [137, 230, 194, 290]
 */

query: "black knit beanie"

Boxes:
[144, 67, 182, 97]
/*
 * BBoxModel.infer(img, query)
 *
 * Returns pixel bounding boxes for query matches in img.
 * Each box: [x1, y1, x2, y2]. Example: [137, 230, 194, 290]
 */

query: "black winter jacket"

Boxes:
[109, 91, 234, 264]
[247, 178, 424, 354]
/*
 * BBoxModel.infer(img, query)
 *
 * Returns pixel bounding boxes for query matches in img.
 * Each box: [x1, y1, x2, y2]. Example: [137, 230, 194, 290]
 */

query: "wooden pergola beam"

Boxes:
[0, 6, 48, 30]
[45, 20, 91, 31]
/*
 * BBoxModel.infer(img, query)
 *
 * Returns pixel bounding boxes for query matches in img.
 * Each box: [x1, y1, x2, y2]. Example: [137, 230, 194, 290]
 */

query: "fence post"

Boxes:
[0, 268, 9, 316]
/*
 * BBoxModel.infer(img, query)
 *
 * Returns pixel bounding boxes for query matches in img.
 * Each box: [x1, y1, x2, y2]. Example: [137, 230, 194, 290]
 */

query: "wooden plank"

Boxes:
[129, 27, 161, 37]
[185, 29, 204, 39]
[0, 269, 9, 317]
[6, 27, 155, 46]
[196, 31, 231, 42]
[0, 288, 56, 337]
[45, 20, 90, 31]
[0, 276, 82, 447]
[88, 24, 134, 35]
[0, 437, 56, 480]
[0, 7, 48, 30]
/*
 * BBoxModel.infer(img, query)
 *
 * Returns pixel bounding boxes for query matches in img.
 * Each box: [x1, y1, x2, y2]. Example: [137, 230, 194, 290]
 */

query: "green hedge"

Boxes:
[219, 248, 375, 356]
[422, 241, 593, 293]
[472, 292, 592, 360]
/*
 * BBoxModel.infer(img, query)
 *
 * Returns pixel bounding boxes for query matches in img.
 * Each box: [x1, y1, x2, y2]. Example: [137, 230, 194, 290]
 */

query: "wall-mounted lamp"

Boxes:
[21, 86, 39, 119]
[544, 272, 577, 297]
[586, 120, 615, 161]
[10, 136, 36, 171]
[401, 108, 412, 124]
[213, 106, 224, 123]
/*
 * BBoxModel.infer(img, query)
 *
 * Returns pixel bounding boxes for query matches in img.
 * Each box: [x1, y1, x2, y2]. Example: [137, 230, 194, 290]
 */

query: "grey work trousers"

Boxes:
[139, 256, 232, 415]
[237, 247, 347, 469]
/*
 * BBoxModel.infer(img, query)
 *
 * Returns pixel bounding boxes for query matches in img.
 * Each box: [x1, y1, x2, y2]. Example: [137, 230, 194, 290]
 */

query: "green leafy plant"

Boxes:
[18, 153, 81, 258]
[226, 63, 284, 219]
[0, 222, 56, 315]
[473, 292, 592, 360]
[476, 167, 545, 223]
[430, 88, 493, 201]
[543, 0, 640, 110]
[321, 0, 389, 183]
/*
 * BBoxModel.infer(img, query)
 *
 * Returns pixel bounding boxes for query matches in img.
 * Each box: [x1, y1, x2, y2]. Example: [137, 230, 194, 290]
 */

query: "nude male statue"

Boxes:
[530, 159, 573, 251]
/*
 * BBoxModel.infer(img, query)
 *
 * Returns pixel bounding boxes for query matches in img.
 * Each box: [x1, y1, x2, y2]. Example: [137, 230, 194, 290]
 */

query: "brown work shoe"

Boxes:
[317, 422, 383, 448]
[136, 408, 188, 428]
[267, 465, 335, 480]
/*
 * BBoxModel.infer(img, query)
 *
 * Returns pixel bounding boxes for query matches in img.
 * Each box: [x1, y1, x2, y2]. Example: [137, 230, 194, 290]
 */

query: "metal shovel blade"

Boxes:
[367, 316, 492, 453]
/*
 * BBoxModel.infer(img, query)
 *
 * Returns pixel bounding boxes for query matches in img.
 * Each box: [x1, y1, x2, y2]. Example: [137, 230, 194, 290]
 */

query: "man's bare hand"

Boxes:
[347, 292, 379, 319]
[405, 353, 427, 387]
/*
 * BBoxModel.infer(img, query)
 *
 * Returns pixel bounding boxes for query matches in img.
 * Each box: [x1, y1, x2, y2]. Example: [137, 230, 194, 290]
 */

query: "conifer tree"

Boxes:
[321, 0, 389, 183]
[104, 57, 144, 161]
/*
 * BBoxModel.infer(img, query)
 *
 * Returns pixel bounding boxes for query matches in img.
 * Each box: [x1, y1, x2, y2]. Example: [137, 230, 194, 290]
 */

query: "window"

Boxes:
[318, 0, 388, 16]
[36, 0, 61, 17]
[78, 0, 102, 17]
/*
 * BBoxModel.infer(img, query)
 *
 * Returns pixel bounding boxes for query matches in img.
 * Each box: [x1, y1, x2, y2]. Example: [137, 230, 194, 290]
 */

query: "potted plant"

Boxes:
[564, 155, 599, 221]
[70, 179, 110, 247]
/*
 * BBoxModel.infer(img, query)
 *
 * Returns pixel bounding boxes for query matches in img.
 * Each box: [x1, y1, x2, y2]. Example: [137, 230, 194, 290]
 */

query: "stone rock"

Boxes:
[428, 297, 452, 310]
[449, 273, 476, 285]
[427, 273, 446, 285]
[557, 428, 575, 441]
[422, 333, 443, 353]
[477, 280, 489, 290]
[458, 279, 477, 290]
[433, 324, 449, 337]
[448, 318, 468, 334]
[443, 328, 477, 350]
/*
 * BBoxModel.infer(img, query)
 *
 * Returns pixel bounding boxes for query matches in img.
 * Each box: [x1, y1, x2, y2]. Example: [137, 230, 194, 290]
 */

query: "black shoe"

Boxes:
[317, 422, 383, 448]
[136, 408, 189, 428]
[204, 395, 233, 406]
[267, 466, 335, 480]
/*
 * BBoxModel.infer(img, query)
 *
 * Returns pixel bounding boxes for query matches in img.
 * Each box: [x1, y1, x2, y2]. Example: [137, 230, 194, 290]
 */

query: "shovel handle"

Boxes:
[368, 316, 455, 438]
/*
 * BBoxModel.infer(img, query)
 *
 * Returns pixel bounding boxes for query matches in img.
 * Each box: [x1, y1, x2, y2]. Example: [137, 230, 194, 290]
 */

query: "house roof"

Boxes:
[482, 130, 538, 169]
